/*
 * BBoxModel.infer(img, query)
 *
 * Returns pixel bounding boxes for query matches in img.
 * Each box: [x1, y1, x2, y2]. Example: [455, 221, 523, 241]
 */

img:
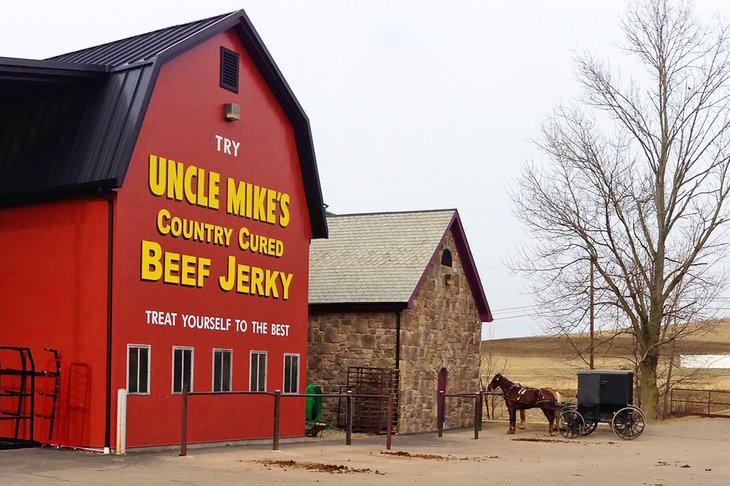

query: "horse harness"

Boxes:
[504, 383, 554, 405]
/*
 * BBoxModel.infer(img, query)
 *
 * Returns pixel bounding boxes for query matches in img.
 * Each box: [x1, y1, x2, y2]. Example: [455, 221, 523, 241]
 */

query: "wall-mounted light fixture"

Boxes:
[224, 103, 240, 121]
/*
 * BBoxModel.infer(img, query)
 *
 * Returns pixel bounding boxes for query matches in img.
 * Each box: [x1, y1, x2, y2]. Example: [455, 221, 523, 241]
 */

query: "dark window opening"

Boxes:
[213, 349, 232, 392]
[284, 354, 299, 394]
[173, 347, 193, 393]
[250, 351, 267, 392]
[441, 249, 452, 267]
[128, 345, 150, 394]
[220, 47, 240, 93]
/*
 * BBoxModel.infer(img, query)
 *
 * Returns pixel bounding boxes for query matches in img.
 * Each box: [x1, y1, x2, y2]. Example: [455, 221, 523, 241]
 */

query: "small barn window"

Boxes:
[213, 349, 232, 392]
[220, 47, 240, 93]
[441, 249, 452, 267]
[283, 354, 299, 394]
[250, 351, 267, 392]
[127, 344, 150, 394]
[172, 347, 194, 393]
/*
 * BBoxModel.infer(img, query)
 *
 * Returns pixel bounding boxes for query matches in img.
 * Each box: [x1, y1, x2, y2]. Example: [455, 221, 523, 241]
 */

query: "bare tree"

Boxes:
[480, 325, 511, 420]
[512, 0, 730, 420]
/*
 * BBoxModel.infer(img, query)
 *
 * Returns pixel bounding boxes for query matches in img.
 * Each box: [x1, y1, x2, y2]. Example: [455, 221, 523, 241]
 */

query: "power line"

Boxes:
[489, 304, 540, 313]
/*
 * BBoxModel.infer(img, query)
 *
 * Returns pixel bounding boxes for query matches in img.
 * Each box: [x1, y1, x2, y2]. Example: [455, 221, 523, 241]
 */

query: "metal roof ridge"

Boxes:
[154, 10, 241, 61]
[326, 208, 457, 218]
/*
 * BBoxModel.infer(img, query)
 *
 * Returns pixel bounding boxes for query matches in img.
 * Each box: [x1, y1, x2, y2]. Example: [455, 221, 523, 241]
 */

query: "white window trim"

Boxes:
[212, 348, 233, 392]
[172, 346, 194, 394]
[283, 353, 300, 394]
[127, 344, 151, 395]
[249, 350, 268, 392]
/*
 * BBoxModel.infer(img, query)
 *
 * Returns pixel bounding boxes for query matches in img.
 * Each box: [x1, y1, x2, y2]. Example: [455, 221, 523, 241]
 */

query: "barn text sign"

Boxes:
[140, 153, 294, 300]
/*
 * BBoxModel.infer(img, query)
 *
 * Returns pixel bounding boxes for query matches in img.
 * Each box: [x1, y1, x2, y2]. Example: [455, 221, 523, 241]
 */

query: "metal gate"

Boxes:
[670, 388, 730, 418]
[0, 347, 61, 449]
[338, 367, 399, 433]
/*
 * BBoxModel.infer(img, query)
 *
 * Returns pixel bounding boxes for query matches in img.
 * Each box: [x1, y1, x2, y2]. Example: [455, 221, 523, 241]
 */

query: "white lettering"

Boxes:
[145, 310, 177, 326]
[270, 323, 290, 337]
[214, 134, 241, 157]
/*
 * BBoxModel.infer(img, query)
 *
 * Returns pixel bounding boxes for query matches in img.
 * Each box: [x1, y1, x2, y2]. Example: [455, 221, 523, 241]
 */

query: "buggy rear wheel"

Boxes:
[558, 409, 584, 439]
[611, 406, 645, 440]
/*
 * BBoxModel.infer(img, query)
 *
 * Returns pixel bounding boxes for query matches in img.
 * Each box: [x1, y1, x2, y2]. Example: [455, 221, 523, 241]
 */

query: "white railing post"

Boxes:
[116, 389, 127, 455]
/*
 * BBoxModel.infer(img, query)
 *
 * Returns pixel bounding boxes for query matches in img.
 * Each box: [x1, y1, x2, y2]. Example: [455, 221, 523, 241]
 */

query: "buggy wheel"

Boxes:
[611, 406, 645, 440]
[581, 420, 598, 436]
[558, 409, 584, 439]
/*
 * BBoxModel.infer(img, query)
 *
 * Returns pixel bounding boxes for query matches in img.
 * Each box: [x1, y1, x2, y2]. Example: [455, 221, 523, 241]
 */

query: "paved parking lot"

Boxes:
[1, 417, 729, 485]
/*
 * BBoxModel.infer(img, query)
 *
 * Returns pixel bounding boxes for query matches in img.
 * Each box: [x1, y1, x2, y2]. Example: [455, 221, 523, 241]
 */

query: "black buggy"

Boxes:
[557, 370, 645, 440]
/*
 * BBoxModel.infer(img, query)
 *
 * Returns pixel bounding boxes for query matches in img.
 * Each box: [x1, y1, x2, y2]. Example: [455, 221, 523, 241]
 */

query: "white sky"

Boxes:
[2, 1, 729, 339]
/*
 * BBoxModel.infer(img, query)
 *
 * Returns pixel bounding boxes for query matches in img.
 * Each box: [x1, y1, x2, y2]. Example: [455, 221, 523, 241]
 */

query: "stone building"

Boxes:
[308, 209, 492, 433]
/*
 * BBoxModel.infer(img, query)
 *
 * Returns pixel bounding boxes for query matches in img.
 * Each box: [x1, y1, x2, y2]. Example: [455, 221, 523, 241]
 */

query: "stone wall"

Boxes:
[307, 229, 482, 432]
[308, 311, 397, 424]
[398, 232, 482, 433]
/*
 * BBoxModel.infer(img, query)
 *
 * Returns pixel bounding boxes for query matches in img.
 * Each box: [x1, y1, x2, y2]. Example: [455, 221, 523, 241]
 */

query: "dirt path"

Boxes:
[1, 417, 728, 485]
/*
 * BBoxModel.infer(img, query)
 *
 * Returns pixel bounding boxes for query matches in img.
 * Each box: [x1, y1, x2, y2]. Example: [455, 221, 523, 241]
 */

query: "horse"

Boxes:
[487, 373, 561, 435]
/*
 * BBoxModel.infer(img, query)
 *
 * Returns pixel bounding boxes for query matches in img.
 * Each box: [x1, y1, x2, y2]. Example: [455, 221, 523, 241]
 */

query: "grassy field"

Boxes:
[480, 320, 730, 420]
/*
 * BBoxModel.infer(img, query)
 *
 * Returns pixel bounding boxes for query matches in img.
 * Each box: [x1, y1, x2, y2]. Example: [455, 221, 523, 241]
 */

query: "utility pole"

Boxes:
[589, 258, 595, 370]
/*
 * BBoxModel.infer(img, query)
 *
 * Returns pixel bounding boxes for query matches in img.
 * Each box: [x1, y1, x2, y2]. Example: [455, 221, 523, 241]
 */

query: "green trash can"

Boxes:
[305, 384, 323, 426]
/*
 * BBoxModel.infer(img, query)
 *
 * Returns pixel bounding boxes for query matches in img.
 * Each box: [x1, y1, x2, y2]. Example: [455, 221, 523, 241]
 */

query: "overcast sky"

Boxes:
[3, 1, 728, 339]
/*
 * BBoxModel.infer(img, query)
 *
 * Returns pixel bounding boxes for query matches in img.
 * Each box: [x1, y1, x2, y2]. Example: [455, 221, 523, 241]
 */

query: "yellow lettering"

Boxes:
[141, 240, 162, 281]
[219, 256, 235, 291]
[227, 178, 245, 216]
[157, 208, 171, 236]
[280, 272, 293, 300]
[267, 190, 277, 224]
[246, 182, 253, 218]
[167, 159, 184, 201]
[264, 270, 279, 298]
[209, 171, 220, 210]
[238, 227, 250, 250]
[148, 155, 165, 196]
[237, 264, 251, 294]
[279, 193, 290, 228]
[197, 259, 210, 287]
[163, 251, 180, 284]
[180, 254, 197, 287]
[183, 165, 197, 205]
[251, 267, 264, 295]
[197, 168, 209, 207]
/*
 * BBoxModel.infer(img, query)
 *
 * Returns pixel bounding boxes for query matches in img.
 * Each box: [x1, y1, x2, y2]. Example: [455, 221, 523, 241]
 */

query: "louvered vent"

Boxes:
[220, 47, 239, 93]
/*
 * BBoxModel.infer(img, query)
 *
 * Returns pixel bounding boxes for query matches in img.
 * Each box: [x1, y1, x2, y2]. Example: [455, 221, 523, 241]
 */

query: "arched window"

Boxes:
[441, 249, 452, 267]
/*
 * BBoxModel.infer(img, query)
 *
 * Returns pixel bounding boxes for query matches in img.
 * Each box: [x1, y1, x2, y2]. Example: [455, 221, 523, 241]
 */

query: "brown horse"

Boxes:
[487, 373, 561, 435]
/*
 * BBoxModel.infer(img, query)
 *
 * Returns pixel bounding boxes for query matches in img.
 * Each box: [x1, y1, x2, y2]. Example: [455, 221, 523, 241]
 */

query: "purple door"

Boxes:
[437, 368, 447, 427]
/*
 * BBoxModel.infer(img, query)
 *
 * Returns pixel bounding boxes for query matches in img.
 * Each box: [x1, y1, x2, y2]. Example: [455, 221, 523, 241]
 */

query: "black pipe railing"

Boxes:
[437, 391, 488, 439]
[179, 389, 396, 456]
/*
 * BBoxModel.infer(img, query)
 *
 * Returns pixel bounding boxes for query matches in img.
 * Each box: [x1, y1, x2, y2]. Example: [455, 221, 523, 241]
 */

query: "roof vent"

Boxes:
[220, 47, 239, 93]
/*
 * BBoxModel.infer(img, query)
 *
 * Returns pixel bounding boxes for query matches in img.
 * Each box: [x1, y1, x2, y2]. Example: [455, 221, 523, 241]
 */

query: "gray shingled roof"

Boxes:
[309, 210, 456, 304]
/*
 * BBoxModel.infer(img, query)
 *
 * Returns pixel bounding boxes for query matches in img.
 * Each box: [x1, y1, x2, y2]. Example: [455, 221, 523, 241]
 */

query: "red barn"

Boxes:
[0, 11, 327, 451]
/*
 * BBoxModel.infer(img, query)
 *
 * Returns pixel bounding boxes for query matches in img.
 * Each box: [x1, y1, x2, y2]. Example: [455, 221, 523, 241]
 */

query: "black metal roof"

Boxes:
[50, 13, 232, 67]
[0, 10, 327, 238]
